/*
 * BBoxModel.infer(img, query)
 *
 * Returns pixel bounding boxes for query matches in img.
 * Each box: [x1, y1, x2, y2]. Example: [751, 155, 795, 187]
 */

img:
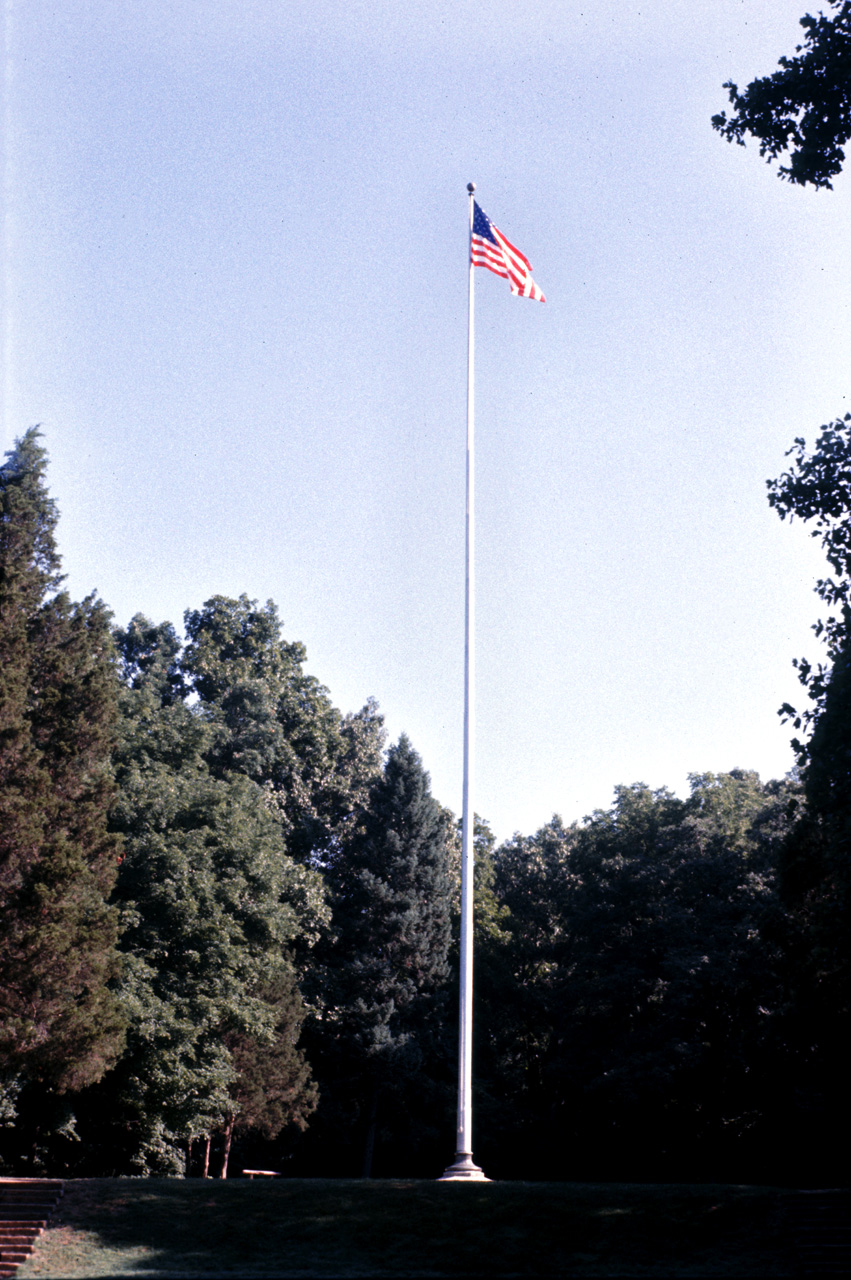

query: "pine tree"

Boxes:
[308, 735, 452, 1176]
[0, 431, 125, 1100]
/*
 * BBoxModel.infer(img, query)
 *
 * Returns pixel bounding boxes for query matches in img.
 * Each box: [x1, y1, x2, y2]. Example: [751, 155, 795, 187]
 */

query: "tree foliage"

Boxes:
[0, 431, 125, 1102]
[482, 773, 794, 1179]
[767, 415, 851, 748]
[5, 423, 844, 1181]
[712, 2, 851, 188]
[303, 735, 453, 1176]
[327, 734, 452, 1056]
[182, 595, 384, 867]
[767, 420, 851, 1167]
[100, 615, 324, 1174]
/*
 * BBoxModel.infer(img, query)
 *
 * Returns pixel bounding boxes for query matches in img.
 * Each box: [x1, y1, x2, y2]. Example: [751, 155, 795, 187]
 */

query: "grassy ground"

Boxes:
[16, 1178, 791, 1278]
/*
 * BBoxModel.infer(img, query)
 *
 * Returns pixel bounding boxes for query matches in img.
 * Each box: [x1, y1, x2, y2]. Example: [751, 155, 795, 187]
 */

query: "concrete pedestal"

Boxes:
[438, 1153, 490, 1182]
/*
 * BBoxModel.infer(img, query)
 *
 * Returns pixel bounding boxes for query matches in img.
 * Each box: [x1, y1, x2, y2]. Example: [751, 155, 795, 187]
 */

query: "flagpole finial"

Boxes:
[467, 182, 476, 194]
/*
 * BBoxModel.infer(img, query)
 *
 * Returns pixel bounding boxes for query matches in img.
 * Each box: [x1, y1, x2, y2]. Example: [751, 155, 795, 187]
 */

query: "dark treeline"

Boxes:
[1, 427, 849, 1185]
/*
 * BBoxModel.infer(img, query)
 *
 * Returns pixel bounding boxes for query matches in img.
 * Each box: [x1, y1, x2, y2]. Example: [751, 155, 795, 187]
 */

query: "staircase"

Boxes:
[0, 1179, 64, 1279]
[782, 1190, 851, 1276]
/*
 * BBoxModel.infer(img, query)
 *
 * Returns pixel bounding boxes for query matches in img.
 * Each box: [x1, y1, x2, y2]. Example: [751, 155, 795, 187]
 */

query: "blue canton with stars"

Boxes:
[472, 202, 497, 243]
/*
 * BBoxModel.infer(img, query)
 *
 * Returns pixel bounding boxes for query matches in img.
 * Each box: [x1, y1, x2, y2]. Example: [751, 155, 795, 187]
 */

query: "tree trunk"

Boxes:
[202, 1134, 211, 1179]
[220, 1114, 235, 1180]
[362, 1086, 380, 1179]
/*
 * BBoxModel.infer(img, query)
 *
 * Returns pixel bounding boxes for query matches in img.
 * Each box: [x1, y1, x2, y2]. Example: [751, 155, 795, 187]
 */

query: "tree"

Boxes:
[96, 615, 325, 1175]
[767, 419, 851, 1173]
[303, 735, 453, 1177]
[712, 2, 851, 189]
[445, 813, 510, 948]
[0, 431, 125, 1112]
[218, 969, 318, 1178]
[182, 595, 385, 866]
[486, 775, 794, 1180]
[767, 415, 851, 745]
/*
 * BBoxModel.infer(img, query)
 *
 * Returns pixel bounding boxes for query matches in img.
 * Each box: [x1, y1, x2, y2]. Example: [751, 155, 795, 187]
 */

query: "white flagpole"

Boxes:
[441, 181, 488, 1182]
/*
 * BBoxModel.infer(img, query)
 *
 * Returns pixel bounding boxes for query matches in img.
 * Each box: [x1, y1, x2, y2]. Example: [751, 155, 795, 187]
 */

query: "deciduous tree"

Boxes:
[99, 616, 325, 1174]
[767, 419, 851, 1174]
[485, 775, 793, 1179]
[712, 2, 851, 188]
[182, 595, 385, 867]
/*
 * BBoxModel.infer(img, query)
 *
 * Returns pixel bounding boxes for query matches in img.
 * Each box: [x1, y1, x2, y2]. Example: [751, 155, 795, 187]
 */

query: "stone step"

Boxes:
[0, 1198, 60, 1207]
[0, 1197, 59, 1206]
[0, 1179, 63, 1279]
[796, 1232, 851, 1242]
[0, 1193, 61, 1201]
[0, 1177, 60, 1187]
[0, 1194, 58, 1203]
[0, 1204, 57, 1212]
[0, 1188, 60, 1194]
[781, 1191, 851, 1276]
[0, 1190, 59, 1196]
[0, 1180, 62, 1188]
[0, 1191, 61, 1198]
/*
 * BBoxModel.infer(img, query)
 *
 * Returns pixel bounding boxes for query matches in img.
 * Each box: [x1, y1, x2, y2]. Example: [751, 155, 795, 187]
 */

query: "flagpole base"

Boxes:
[438, 1152, 490, 1182]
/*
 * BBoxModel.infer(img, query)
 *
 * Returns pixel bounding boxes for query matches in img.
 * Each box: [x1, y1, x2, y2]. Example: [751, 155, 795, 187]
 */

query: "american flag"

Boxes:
[471, 202, 545, 302]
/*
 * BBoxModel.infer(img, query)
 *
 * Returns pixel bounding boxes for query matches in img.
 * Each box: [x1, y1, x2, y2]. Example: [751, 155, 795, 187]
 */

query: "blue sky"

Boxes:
[4, 1, 850, 840]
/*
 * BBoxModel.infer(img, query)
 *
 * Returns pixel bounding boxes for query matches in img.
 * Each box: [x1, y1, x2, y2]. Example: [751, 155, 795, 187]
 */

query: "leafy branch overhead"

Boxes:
[767, 415, 851, 747]
[712, 1, 851, 188]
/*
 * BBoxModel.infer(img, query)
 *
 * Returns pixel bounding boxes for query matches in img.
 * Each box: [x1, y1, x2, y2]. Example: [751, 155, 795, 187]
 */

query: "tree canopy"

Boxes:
[712, 2, 851, 188]
[482, 773, 796, 1179]
[100, 615, 326, 1175]
[767, 414, 851, 745]
[182, 595, 385, 867]
[303, 735, 453, 1177]
[3, 424, 848, 1183]
[766, 420, 851, 1169]
[1, 431, 125, 1104]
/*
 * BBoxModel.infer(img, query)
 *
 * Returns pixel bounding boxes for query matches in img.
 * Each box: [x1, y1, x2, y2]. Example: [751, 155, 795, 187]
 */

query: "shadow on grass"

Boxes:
[18, 1178, 792, 1277]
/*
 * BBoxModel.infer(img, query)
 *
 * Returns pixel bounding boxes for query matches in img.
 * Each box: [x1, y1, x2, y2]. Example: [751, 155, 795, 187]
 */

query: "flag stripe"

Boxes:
[470, 201, 545, 302]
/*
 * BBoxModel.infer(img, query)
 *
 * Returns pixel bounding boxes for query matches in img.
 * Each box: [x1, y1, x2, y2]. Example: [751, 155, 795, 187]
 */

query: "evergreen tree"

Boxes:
[303, 735, 453, 1176]
[0, 431, 125, 1111]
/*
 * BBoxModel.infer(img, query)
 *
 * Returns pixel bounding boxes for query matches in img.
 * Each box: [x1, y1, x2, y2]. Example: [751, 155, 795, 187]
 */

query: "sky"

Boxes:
[3, 0, 849, 842]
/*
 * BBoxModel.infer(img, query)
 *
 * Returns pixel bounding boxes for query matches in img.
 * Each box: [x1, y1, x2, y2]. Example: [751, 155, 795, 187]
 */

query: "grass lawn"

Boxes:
[16, 1178, 790, 1277]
